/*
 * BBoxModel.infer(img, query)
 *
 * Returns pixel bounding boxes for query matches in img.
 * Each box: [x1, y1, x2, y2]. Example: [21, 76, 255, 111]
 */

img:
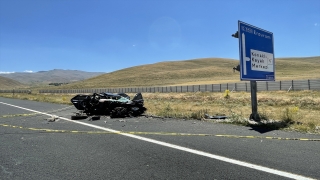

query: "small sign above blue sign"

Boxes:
[238, 21, 275, 81]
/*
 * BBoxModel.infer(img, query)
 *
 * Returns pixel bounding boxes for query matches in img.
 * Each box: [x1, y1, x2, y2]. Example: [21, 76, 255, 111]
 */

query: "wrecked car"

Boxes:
[70, 92, 146, 120]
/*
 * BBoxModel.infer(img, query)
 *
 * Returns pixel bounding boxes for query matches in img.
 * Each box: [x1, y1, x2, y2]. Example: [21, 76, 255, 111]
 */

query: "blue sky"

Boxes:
[0, 0, 319, 73]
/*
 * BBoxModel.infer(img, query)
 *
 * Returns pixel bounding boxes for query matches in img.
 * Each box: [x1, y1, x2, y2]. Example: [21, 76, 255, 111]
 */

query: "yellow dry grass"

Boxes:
[41, 56, 319, 90]
[0, 76, 26, 89]
[1, 56, 319, 133]
[1, 90, 319, 133]
[140, 91, 320, 133]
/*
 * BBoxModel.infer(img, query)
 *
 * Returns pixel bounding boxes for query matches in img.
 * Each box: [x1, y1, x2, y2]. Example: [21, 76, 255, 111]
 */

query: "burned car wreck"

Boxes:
[71, 92, 146, 120]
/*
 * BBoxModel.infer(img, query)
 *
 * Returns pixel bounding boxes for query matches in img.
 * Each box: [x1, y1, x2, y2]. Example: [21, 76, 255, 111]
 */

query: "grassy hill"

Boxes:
[0, 76, 26, 89]
[47, 56, 320, 89]
[275, 56, 320, 80]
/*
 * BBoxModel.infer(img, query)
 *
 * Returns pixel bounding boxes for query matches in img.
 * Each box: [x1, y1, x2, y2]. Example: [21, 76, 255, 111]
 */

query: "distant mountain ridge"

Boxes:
[0, 69, 104, 85]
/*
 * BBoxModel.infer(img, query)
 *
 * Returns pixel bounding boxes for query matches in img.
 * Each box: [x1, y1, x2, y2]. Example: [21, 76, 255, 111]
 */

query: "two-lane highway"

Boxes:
[1, 97, 319, 179]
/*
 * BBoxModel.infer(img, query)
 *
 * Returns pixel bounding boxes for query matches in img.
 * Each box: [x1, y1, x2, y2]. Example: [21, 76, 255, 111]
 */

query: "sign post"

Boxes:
[250, 81, 259, 120]
[237, 21, 275, 121]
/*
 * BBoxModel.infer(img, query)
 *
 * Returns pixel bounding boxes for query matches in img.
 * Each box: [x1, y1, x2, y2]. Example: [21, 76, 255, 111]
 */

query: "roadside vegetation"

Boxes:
[0, 90, 319, 134]
[0, 56, 319, 133]
[15, 56, 319, 90]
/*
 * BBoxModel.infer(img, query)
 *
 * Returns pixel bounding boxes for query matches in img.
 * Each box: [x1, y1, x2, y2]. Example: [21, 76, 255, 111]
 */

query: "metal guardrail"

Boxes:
[36, 79, 320, 94]
[0, 89, 31, 94]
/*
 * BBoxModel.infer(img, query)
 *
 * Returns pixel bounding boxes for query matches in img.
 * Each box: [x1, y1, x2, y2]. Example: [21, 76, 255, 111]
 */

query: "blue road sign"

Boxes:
[238, 21, 275, 81]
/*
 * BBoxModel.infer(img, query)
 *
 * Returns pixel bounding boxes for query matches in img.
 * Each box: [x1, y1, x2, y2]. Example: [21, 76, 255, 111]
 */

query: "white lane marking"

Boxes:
[0, 101, 315, 180]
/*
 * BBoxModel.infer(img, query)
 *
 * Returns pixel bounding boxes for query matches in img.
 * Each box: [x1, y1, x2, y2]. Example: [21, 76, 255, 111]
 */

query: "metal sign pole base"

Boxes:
[250, 113, 261, 121]
[250, 81, 261, 121]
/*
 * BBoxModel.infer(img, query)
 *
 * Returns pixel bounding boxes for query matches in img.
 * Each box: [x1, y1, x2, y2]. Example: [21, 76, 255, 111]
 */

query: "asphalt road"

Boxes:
[0, 97, 319, 180]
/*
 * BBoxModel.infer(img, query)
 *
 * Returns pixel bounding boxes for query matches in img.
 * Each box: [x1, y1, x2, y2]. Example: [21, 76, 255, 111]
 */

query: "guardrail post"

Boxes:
[308, 79, 310, 90]
[292, 80, 294, 91]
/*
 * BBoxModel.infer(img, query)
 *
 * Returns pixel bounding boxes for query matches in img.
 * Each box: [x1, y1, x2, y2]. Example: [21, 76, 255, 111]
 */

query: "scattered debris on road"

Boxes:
[204, 114, 228, 119]
[46, 115, 59, 122]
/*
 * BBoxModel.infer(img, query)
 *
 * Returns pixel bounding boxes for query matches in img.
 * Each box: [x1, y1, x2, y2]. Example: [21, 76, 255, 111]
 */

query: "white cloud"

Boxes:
[0, 71, 15, 74]
[0, 70, 34, 74]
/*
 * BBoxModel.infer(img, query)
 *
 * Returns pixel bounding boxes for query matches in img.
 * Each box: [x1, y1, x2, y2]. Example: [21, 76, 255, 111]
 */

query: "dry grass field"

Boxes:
[0, 90, 319, 133]
[1, 57, 319, 90]
[34, 56, 320, 89]
[0, 56, 319, 133]
[0, 76, 26, 89]
[141, 91, 320, 133]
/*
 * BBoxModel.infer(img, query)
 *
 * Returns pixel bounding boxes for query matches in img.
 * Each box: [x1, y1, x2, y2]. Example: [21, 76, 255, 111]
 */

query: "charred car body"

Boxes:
[71, 92, 146, 119]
